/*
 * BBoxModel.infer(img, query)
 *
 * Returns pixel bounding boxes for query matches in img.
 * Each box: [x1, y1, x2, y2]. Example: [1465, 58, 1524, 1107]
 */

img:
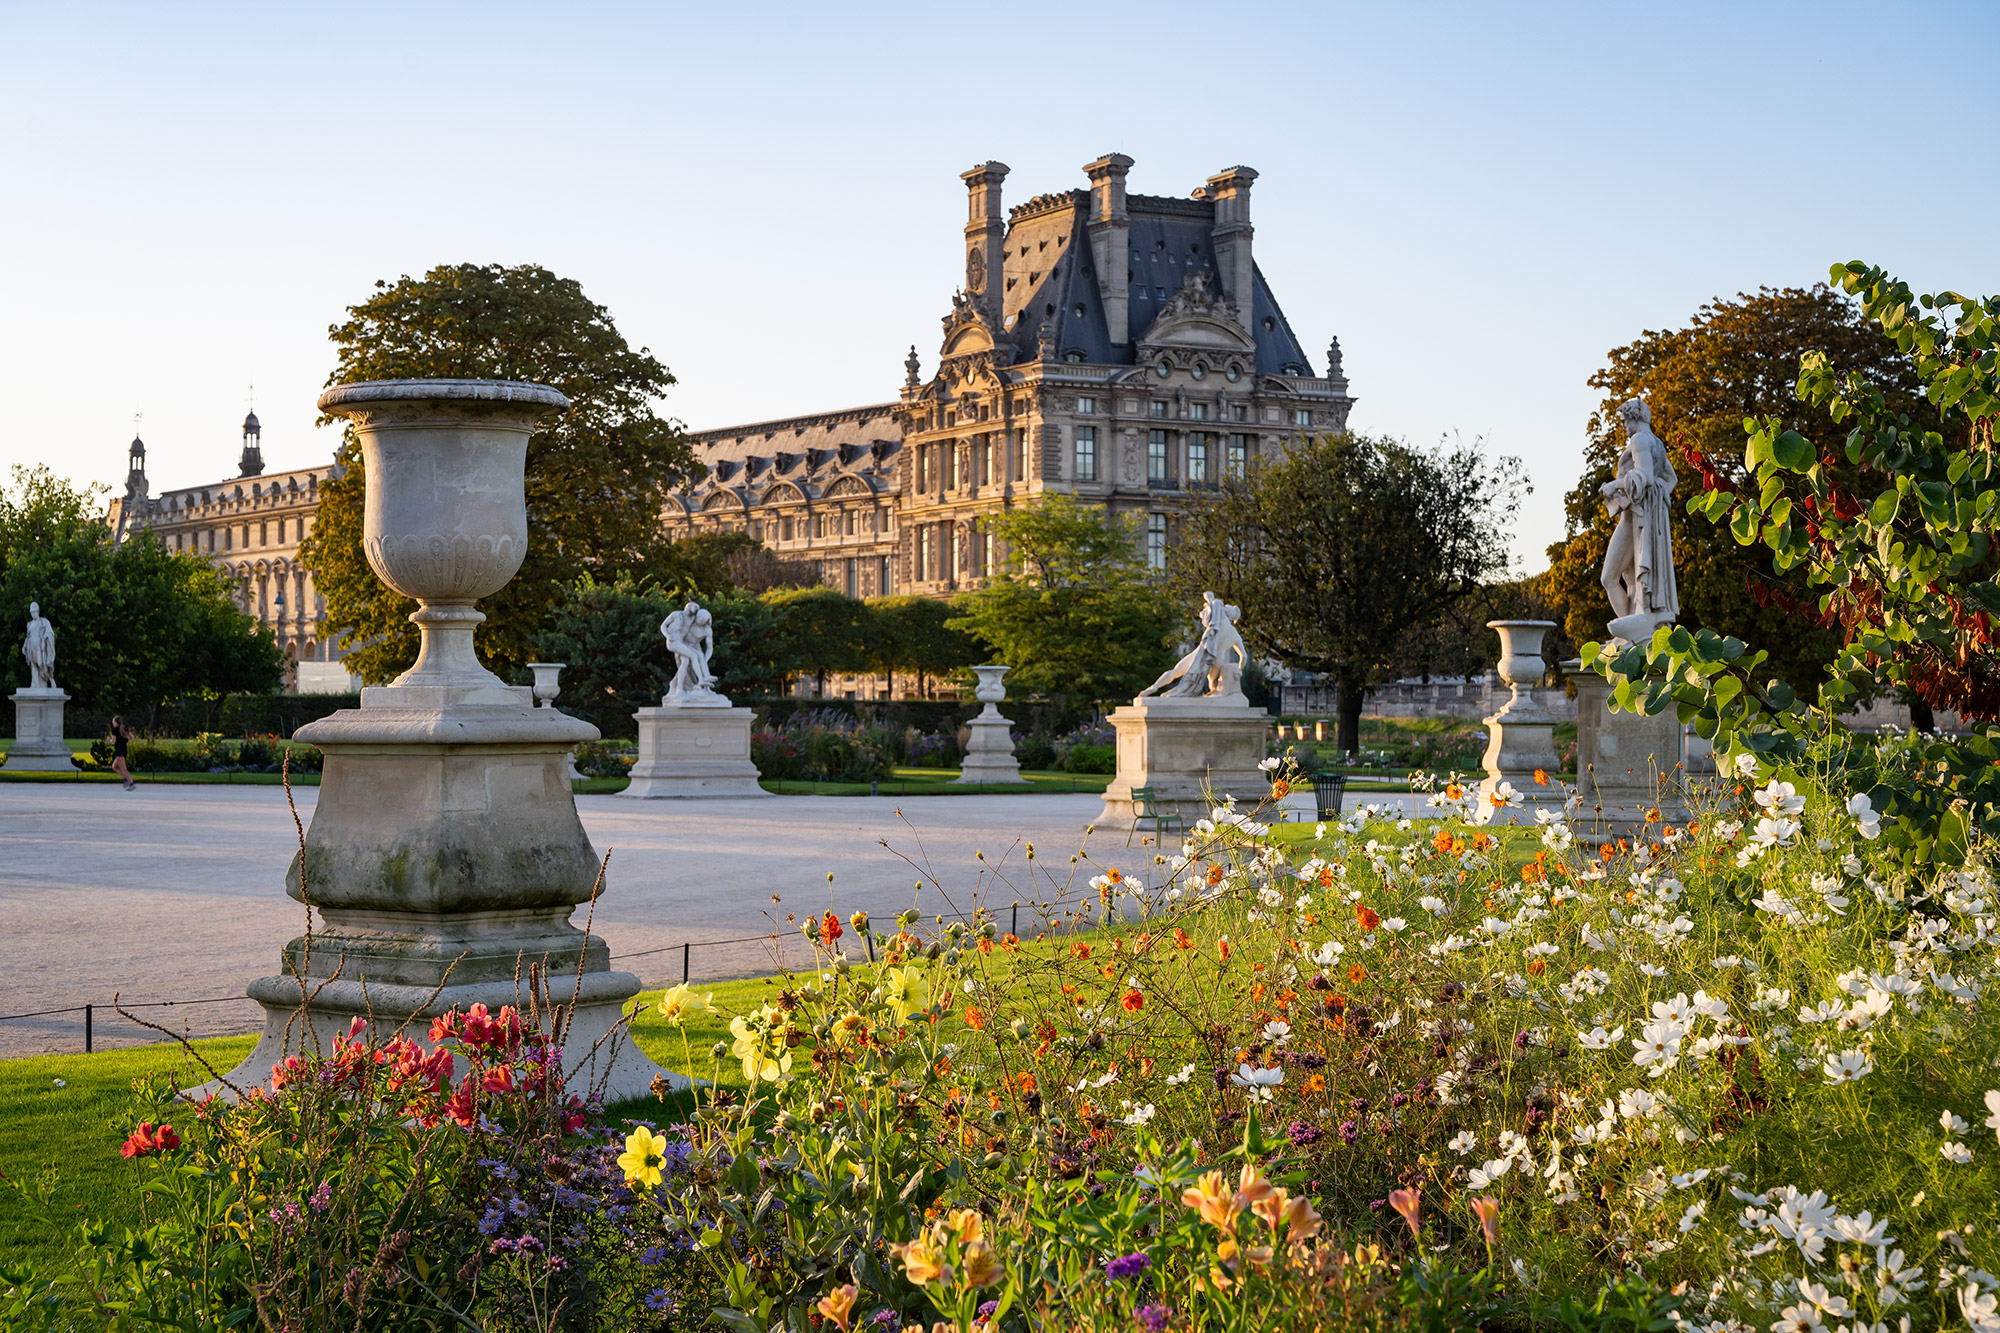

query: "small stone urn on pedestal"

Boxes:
[954, 665, 1028, 785]
[527, 662, 585, 782]
[206, 380, 672, 1102]
[1474, 621, 1567, 825]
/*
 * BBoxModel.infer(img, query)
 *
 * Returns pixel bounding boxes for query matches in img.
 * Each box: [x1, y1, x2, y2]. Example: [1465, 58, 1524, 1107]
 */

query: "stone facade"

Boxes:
[105, 414, 341, 687]
[668, 156, 1354, 593]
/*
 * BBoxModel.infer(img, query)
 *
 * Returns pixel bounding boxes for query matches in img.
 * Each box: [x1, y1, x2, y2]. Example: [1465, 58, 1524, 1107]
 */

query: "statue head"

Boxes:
[1618, 398, 1652, 434]
[28, 602, 38, 619]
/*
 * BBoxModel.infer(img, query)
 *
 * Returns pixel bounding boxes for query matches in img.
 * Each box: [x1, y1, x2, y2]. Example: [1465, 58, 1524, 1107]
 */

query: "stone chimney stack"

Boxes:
[960, 161, 1010, 324]
[1084, 153, 1134, 348]
[1206, 166, 1258, 327]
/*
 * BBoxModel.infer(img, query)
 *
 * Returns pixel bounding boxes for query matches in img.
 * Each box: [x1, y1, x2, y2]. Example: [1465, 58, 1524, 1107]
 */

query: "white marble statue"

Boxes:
[660, 600, 725, 705]
[1600, 398, 1680, 640]
[1138, 591, 1248, 701]
[22, 602, 56, 691]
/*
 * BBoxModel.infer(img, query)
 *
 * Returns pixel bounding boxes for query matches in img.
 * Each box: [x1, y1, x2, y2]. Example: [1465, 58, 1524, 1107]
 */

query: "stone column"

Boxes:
[1474, 621, 1565, 825]
[1567, 660, 1689, 844]
[955, 665, 1027, 785]
[203, 380, 672, 1102]
[4, 689, 79, 771]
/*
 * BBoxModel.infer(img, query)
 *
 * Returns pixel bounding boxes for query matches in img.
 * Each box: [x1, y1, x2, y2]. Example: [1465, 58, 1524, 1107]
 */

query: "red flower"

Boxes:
[1120, 989, 1145, 1013]
[482, 1065, 515, 1095]
[821, 911, 843, 943]
[120, 1121, 181, 1158]
[1355, 905, 1381, 932]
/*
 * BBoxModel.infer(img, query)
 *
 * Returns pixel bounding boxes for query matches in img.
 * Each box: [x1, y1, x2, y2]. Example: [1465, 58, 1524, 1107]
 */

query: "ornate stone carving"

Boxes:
[1137, 591, 1247, 702]
[967, 247, 987, 294]
[21, 601, 55, 690]
[1599, 398, 1680, 641]
[364, 533, 524, 600]
[904, 345, 921, 388]
[661, 600, 729, 707]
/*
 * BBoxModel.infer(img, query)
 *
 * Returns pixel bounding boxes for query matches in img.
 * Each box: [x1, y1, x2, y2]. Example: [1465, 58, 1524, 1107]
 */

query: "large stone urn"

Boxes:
[954, 664, 1027, 786]
[206, 380, 671, 1101]
[1474, 621, 1566, 825]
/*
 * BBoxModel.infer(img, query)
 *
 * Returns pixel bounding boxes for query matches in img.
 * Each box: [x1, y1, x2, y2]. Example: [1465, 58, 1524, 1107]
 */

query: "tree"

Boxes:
[0, 465, 281, 720]
[866, 595, 987, 698]
[1592, 263, 1998, 864]
[761, 587, 873, 695]
[1169, 434, 1524, 753]
[1544, 286, 1944, 694]
[949, 495, 1180, 705]
[303, 263, 698, 685]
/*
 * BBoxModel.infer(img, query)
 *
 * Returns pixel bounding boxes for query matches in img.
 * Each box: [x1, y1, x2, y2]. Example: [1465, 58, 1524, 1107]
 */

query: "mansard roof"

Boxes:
[996, 191, 1316, 375]
[683, 403, 903, 509]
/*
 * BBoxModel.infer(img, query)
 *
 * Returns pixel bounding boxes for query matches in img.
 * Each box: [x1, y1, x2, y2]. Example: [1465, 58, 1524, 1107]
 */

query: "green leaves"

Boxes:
[1771, 430, 1814, 472]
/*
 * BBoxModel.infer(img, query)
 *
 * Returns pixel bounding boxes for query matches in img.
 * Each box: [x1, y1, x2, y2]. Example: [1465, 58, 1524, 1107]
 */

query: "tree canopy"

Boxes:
[1544, 286, 1944, 696]
[948, 496, 1180, 705]
[0, 465, 281, 720]
[303, 262, 698, 684]
[1170, 433, 1524, 751]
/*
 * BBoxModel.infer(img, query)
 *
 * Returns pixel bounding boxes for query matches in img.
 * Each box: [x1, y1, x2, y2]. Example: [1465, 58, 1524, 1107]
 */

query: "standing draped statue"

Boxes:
[660, 600, 724, 705]
[21, 602, 56, 690]
[1599, 398, 1680, 640]
[1138, 591, 1248, 701]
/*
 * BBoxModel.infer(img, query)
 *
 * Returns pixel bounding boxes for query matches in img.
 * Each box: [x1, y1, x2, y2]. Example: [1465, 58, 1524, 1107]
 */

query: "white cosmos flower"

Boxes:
[1985, 1089, 2000, 1139]
[1165, 1062, 1196, 1086]
[1822, 1049, 1875, 1083]
[1120, 1102, 1157, 1128]
[1466, 1156, 1513, 1190]
[1418, 895, 1448, 915]
[1652, 993, 1695, 1025]
[1633, 1021, 1684, 1076]
[1577, 1025, 1624, 1051]
[1671, 1167, 1711, 1188]
[1734, 752, 1759, 777]
[1962, 1283, 2000, 1332]
[1752, 816, 1803, 849]
[1380, 916, 1407, 932]
[1638, 962, 1669, 978]
[1690, 990, 1730, 1021]
[1755, 779, 1807, 818]
[1258, 756, 1281, 771]
[1847, 791, 1882, 839]
[1942, 1141, 1973, 1164]
[1229, 1062, 1284, 1103]
[1677, 1199, 1708, 1233]
[1942, 1109, 1970, 1134]
[1448, 1130, 1478, 1155]
[1261, 1019, 1293, 1046]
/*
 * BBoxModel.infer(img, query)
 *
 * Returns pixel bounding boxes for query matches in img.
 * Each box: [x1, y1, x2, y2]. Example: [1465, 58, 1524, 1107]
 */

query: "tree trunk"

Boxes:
[1337, 678, 1365, 756]
[1907, 692, 1936, 734]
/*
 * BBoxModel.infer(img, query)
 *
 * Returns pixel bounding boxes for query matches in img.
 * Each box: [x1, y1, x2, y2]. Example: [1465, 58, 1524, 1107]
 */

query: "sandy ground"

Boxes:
[0, 782, 1429, 1058]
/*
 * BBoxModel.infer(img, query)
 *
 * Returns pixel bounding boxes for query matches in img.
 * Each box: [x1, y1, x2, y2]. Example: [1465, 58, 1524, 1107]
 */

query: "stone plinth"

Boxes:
[1570, 663, 1688, 844]
[1474, 621, 1566, 826]
[4, 689, 78, 771]
[620, 704, 770, 799]
[1096, 694, 1269, 829]
[954, 665, 1027, 786]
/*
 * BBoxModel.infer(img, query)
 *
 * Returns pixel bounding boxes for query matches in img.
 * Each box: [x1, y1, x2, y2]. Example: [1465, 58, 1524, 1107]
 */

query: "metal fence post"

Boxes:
[84, 1003, 92, 1054]
[1011, 901, 1019, 938]
[682, 942, 690, 985]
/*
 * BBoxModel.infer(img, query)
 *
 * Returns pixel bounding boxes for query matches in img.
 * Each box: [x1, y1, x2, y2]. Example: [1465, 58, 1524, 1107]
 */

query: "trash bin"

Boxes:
[1310, 772, 1347, 819]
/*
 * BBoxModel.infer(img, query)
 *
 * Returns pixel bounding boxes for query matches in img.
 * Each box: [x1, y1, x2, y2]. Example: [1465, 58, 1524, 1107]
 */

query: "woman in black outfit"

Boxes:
[108, 716, 133, 790]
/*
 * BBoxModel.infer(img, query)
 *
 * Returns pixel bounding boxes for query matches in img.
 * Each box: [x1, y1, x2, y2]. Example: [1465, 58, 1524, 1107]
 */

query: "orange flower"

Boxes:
[1355, 905, 1380, 932]
[1101, 965, 1118, 979]
[1271, 779, 1290, 799]
[1533, 768, 1548, 786]
[815, 1283, 860, 1331]
[1107, 867, 1123, 883]
[1645, 807, 1662, 823]
[1471, 833, 1495, 851]
[1347, 964, 1369, 983]
[1445, 782, 1464, 800]
[1016, 1071, 1037, 1094]
[1173, 928, 1193, 950]
[1218, 936, 1233, 962]
[1001, 933, 1019, 950]
[1432, 828, 1454, 852]
[1206, 863, 1225, 886]
[1468, 1196, 1500, 1247]
[1120, 989, 1144, 1013]
[1182, 1169, 1241, 1229]
[977, 937, 993, 955]
[1306, 1073, 1326, 1092]
[1318, 867, 1334, 888]
[964, 1007, 987, 1030]
[1526, 958, 1547, 976]
[1520, 862, 1545, 884]
[1072, 942, 1092, 960]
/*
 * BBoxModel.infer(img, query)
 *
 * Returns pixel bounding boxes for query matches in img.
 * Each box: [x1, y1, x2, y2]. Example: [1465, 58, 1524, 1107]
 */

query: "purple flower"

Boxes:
[1138, 1303, 1174, 1332]
[1286, 1120, 1322, 1147]
[643, 1289, 675, 1312]
[978, 1301, 999, 1318]
[1338, 1119, 1360, 1144]
[1106, 1252, 1151, 1280]
[308, 1181, 331, 1214]
[870, 1311, 901, 1329]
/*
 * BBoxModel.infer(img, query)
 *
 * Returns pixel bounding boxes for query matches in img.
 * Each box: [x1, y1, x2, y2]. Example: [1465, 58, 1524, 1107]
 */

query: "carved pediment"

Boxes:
[1135, 270, 1255, 356]
[939, 289, 1006, 358]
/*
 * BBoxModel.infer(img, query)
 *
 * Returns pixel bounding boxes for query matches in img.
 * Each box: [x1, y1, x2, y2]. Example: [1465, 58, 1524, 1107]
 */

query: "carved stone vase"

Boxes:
[955, 664, 1027, 785]
[204, 380, 672, 1101]
[1474, 621, 1566, 825]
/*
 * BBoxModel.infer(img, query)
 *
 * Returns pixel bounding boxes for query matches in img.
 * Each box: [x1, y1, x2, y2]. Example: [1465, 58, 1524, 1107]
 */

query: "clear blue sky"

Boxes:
[3, 1, 1993, 572]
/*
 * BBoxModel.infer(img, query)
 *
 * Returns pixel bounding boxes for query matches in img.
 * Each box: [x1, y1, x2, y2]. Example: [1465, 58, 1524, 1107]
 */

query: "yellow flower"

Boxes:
[960, 1238, 999, 1288]
[728, 1005, 794, 1084]
[945, 1208, 986, 1246]
[1232, 1162, 1275, 1211]
[1181, 1169, 1241, 1230]
[880, 964, 932, 1022]
[815, 1283, 859, 1331]
[657, 983, 712, 1027]
[889, 1229, 950, 1286]
[617, 1125, 670, 1189]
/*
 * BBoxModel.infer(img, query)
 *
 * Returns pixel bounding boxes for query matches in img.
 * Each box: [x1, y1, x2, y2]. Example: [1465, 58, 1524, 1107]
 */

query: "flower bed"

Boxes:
[7, 756, 1998, 1330]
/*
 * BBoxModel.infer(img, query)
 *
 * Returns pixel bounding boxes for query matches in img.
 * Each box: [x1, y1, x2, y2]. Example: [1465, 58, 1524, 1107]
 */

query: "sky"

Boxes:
[2, 1, 1994, 574]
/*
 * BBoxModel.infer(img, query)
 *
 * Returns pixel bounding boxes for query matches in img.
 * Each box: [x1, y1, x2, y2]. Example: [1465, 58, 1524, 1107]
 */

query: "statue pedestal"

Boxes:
[4, 689, 78, 771]
[1569, 663, 1688, 844]
[1096, 694, 1268, 830]
[1474, 622, 1566, 826]
[955, 710, 1027, 786]
[620, 703, 770, 799]
[203, 686, 675, 1103]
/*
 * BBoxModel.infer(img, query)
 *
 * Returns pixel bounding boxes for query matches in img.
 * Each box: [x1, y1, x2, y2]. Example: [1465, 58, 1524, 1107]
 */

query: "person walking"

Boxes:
[108, 716, 134, 790]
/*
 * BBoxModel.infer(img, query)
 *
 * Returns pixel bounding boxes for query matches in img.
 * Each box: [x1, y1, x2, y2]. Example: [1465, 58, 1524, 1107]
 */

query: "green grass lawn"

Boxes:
[575, 766, 1114, 797]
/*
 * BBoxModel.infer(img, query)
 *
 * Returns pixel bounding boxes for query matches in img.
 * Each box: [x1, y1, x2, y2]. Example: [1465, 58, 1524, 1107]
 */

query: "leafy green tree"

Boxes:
[0, 466, 280, 722]
[1544, 286, 1943, 695]
[949, 495, 1179, 705]
[761, 587, 873, 695]
[866, 595, 986, 698]
[1170, 434, 1524, 753]
[1591, 263, 1998, 864]
[303, 262, 698, 685]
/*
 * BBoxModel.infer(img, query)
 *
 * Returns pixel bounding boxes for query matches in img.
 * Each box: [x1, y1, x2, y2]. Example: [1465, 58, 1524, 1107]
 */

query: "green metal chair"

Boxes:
[1128, 786, 1186, 844]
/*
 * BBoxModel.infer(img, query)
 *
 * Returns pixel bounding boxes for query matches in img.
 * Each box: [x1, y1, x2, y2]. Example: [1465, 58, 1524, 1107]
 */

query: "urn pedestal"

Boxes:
[1474, 621, 1566, 826]
[1568, 660, 1689, 844]
[954, 665, 1028, 786]
[620, 704, 769, 799]
[202, 380, 673, 1103]
[1095, 694, 1268, 830]
[4, 689, 78, 771]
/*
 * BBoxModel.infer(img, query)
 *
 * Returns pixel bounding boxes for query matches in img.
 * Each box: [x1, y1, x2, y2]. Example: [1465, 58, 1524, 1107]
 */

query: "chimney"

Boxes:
[1084, 153, 1134, 348]
[1206, 166, 1257, 326]
[960, 161, 1009, 324]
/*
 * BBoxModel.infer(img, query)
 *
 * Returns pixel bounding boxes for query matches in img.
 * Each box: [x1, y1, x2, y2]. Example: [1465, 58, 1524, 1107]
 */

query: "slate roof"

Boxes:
[998, 191, 1315, 374]
[682, 404, 903, 508]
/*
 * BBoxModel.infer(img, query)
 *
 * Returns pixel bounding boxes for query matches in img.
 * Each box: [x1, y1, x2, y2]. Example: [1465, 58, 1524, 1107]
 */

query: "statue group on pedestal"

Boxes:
[22, 602, 56, 691]
[1599, 398, 1680, 640]
[1138, 590, 1248, 701]
[660, 600, 726, 706]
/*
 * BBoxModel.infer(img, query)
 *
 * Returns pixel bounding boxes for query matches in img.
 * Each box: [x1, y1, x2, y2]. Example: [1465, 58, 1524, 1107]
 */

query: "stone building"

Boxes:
[670, 155, 1354, 593]
[106, 413, 348, 689]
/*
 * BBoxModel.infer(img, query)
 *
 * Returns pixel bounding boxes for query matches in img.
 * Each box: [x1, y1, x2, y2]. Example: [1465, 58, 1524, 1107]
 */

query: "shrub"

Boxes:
[752, 710, 894, 782]
[573, 738, 636, 779]
[1014, 732, 1058, 771]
